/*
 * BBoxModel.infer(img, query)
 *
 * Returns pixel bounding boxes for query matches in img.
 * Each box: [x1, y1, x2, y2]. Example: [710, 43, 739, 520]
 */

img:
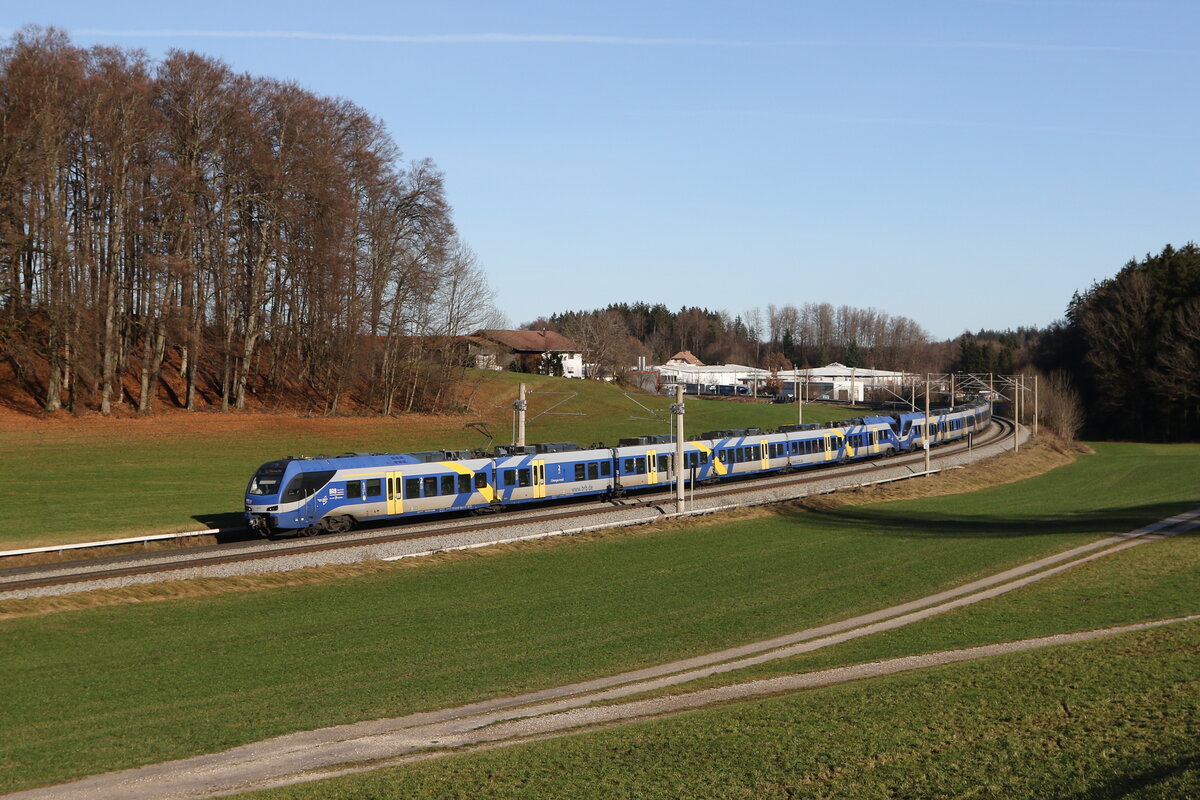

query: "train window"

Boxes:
[601, 461, 612, 477]
[519, 469, 531, 487]
[346, 481, 362, 499]
[366, 478, 382, 497]
[423, 476, 438, 496]
[458, 474, 472, 493]
[503, 469, 517, 486]
[624, 458, 635, 473]
[659, 455, 670, 473]
[248, 463, 287, 496]
[439, 475, 453, 495]
[634, 458, 645, 474]
[405, 478, 420, 498]
[301, 470, 336, 497]
[575, 464, 586, 481]
[588, 462, 599, 480]
[282, 476, 305, 502]
[475, 472, 488, 489]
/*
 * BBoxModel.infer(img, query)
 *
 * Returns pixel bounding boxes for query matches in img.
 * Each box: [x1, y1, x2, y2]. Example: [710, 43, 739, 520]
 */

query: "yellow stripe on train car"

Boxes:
[438, 461, 495, 503]
[695, 442, 726, 476]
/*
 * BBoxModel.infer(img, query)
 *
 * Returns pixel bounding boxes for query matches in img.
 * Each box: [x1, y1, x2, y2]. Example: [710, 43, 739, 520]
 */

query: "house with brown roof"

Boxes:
[470, 329, 585, 378]
[666, 350, 705, 367]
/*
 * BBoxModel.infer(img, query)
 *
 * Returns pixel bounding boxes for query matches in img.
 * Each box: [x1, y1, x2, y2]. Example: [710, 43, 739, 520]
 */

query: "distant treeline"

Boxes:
[1036, 244, 1200, 441]
[0, 27, 497, 415]
[527, 302, 941, 379]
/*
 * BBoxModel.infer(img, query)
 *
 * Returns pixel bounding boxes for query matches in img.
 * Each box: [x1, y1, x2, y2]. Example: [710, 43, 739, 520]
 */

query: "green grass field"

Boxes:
[244, 623, 1199, 800]
[1, 442, 1196, 795]
[0, 372, 858, 549]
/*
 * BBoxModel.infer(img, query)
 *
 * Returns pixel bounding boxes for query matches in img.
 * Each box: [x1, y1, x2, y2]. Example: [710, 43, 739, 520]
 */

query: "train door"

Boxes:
[532, 460, 547, 499]
[759, 440, 770, 470]
[647, 449, 659, 485]
[386, 471, 404, 516]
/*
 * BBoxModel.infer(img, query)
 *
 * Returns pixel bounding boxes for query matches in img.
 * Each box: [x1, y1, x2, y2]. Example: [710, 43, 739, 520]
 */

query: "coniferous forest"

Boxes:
[0, 27, 497, 416]
[1035, 244, 1200, 441]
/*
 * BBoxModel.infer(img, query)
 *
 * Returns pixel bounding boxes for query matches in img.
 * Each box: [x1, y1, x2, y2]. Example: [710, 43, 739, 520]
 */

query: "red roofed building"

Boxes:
[667, 350, 705, 367]
[471, 329, 584, 378]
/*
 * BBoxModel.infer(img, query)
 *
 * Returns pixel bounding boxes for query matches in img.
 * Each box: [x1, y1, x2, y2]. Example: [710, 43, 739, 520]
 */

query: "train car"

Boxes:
[612, 433, 730, 492]
[775, 424, 840, 470]
[700, 428, 764, 480]
[889, 399, 991, 452]
[245, 450, 494, 538]
[491, 442, 616, 506]
[826, 418, 896, 462]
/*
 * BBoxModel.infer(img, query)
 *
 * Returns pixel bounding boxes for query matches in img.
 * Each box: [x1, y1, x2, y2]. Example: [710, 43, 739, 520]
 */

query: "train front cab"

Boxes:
[246, 458, 355, 537]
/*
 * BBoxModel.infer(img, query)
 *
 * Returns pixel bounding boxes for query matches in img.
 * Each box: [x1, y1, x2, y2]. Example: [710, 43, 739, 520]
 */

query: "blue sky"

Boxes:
[6, 1, 1198, 340]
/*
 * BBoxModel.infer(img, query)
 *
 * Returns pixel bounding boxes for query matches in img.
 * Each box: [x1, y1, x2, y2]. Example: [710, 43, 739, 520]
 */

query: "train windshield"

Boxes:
[248, 462, 288, 496]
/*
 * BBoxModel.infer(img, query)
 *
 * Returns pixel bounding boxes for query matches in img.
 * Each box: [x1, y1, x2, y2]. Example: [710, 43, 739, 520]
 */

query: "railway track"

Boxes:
[0, 418, 1018, 598]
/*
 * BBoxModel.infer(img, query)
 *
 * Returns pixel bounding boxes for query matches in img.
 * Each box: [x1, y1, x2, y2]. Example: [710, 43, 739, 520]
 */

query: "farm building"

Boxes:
[469, 329, 585, 378]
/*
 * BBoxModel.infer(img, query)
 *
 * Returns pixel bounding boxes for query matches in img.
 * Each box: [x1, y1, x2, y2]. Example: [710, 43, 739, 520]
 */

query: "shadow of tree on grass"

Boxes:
[781, 501, 1200, 540]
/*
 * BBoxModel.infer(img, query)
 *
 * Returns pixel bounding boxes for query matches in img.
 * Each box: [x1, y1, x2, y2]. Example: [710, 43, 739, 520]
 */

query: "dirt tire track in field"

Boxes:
[7, 509, 1199, 800]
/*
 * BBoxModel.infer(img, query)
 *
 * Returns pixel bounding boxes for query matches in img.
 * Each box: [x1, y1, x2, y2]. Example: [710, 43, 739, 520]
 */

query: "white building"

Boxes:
[654, 360, 913, 403]
[779, 362, 911, 403]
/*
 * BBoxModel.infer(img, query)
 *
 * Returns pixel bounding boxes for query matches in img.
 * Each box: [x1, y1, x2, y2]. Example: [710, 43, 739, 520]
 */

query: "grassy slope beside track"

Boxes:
[0, 372, 857, 550]
[245, 625, 1199, 800]
[0, 441, 1196, 794]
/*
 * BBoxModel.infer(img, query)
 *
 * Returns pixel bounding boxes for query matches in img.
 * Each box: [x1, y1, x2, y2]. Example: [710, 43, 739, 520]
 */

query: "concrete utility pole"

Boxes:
[1013, 375, 1020, 453]
[924, 374, 931, 475]
[798, 376, 804, 426]
[1033, 374, 1039, 436]
[515, 383, 527, 447]
[672, 384, 686, 513]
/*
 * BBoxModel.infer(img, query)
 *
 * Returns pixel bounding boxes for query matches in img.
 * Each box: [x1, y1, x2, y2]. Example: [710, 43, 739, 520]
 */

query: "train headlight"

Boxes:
[268, 505, 278, 511]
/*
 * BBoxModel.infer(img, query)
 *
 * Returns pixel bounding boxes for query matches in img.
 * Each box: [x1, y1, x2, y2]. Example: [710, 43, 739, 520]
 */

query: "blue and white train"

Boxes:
[245, 400, 991, 538]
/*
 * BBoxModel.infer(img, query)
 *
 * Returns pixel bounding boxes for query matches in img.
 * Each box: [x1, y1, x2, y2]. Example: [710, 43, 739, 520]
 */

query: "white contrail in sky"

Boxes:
[1, 28, 1188, 55]
[54, 29, 763, 46]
